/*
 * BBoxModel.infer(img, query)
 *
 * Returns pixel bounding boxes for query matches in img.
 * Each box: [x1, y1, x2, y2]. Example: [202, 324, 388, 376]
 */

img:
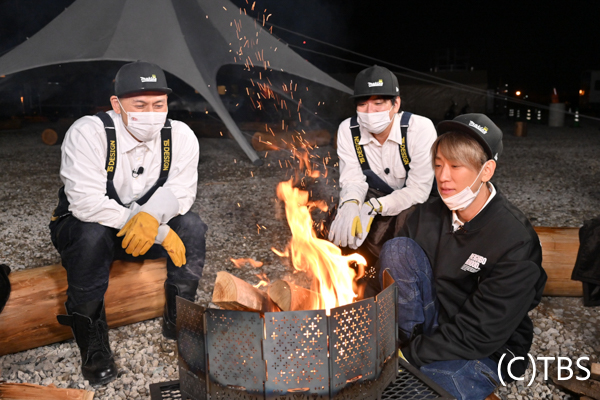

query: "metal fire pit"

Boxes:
[176, 278, 398, 400]
[150, 359, 454, 400]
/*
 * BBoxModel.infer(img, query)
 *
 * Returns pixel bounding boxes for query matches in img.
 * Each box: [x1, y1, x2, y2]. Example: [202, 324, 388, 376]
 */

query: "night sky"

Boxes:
[1, 0, 599, 104]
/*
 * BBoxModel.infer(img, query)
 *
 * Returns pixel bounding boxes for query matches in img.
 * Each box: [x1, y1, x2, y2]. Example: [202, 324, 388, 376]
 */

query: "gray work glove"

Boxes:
[328, 200, 363, 249]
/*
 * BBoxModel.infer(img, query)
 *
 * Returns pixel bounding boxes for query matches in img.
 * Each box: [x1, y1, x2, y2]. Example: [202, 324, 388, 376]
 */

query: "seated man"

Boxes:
[380, 114, 546, 400]
[328, 65, 436, 267]
[49, 61, 206, 385]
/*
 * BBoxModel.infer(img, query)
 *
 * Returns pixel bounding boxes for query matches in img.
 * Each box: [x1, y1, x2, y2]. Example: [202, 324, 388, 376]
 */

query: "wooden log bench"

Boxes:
[0, 227, 582, 356]
[0, 259, 167, 357]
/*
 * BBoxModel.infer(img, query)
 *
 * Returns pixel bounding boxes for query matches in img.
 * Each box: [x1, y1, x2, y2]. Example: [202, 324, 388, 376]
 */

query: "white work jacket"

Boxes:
[60, 110, 199, 229]
[337, 111, 436, 216]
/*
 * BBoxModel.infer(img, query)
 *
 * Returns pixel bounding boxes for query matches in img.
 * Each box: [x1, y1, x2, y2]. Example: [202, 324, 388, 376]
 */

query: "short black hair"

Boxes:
[353, 95, 398, 107]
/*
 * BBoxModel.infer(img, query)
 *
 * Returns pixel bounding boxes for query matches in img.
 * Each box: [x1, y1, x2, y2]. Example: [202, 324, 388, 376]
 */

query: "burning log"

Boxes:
[0, 382, 94, 400]
[267, 280, 318, 311]
[0, 259, 167, 357]
[251, 129, 331, 151]
[212, 271, 280, 312]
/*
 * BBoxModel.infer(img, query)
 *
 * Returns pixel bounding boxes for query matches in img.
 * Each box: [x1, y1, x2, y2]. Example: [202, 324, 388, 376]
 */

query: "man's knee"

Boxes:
[380, 237, 422, 269]
[54, 217, 116, 256]
[168, 211, 207, 242]
[379, 237, 431, 284]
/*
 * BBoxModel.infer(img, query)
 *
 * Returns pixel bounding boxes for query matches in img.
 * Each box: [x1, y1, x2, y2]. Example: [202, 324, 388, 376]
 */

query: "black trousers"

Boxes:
[50, 211, 207, 310]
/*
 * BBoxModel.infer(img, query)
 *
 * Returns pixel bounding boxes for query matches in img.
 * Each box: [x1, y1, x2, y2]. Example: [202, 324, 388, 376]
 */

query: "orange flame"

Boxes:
[254, 272, 270, 288]
[274, 179, 366, 313]
[230, 258, 264, 268]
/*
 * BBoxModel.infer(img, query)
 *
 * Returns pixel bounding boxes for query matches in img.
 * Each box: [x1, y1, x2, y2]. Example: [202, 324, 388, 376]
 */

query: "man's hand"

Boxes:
[328, 200, 362, 249]
[355, 198, 383, 247]
[162, 228, 186, 267]
[116, 211, 159, 256]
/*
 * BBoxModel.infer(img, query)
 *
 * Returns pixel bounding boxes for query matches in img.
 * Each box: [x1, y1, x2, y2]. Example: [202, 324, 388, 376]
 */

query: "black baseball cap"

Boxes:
[114, 61, 172, 97]
[352, 65, 400, 98]
[437, 113, 503, 161]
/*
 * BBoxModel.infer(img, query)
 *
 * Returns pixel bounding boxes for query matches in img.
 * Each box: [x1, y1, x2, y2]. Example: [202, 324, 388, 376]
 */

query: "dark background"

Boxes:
[1, 0, 599, 116]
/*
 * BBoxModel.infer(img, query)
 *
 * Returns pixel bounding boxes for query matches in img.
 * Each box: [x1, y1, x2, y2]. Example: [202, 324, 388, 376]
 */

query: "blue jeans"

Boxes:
[380, 237, 499, 400]
[50, 211, 207, 310]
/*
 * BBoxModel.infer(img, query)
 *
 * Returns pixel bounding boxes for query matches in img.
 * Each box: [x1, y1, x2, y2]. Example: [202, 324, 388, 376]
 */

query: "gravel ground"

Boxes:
[0, 117, 599, 399]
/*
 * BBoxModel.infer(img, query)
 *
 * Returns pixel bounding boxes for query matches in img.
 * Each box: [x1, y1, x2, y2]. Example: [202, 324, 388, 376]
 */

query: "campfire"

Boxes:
[175, 152, 399, 400]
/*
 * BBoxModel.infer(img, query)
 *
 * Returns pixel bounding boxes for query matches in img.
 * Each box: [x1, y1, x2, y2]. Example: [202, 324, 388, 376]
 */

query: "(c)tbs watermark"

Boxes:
[498, 353, 591, 387]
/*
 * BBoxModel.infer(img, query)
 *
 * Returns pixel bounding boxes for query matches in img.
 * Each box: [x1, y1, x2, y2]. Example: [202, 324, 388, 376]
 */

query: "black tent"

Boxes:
[0, 0, 351, 164]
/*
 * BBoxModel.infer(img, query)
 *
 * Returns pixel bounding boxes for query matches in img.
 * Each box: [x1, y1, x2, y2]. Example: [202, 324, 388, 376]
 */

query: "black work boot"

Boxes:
[57, 300, 118, 385]
[162, 279, 199, 339]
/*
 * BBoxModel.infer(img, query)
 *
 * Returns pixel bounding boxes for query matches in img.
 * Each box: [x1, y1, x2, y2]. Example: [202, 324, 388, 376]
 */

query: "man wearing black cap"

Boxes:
[328, 65, 436, 269]
[49, 61, 206, 385]
[379, 114, 546, 399]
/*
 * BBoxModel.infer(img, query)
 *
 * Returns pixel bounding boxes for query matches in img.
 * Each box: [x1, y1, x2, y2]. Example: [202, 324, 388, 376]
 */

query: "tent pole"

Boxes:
[221, 117, 263, 166]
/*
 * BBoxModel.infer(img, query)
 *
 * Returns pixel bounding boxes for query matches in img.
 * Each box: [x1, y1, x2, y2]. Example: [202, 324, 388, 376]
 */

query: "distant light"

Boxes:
[579, 89, 585, 96]
[515, 91, 521, 96]
[303, 41, 306, 44]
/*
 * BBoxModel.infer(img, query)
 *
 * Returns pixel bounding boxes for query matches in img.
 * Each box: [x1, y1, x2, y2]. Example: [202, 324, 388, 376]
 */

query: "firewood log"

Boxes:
[212, 271, 280, 312]
[591, 362, 600, 381]
[535, 227, 582, 296]
[268, 280, 318, 311]
[550, 367, 600, 398]
[0, 382, 94, 400]
[0, 259, 167, 357]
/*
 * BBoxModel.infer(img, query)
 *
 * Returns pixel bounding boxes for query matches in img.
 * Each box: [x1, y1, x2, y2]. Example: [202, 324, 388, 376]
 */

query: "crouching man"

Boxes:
[49, 61, 206, 385]
[380, 114, 546, 399]
[328, 65, 436, 274]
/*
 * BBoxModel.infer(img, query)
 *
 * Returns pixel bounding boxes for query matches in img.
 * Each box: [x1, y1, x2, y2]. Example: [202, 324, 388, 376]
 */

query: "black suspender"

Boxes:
[398, 111, 412, 172]
[350, 111, 413, 173]
[95, 111, 172, 206]
[350, 116, 370, 171]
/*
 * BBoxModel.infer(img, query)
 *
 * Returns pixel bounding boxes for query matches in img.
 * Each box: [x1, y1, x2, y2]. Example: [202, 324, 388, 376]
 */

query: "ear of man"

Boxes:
[110, 96, 121, 114]
[482, 160, 496, 182]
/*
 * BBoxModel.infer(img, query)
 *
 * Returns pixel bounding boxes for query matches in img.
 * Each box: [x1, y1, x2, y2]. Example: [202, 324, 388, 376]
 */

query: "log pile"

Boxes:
[211, 271, 280, 312]
[212, 272, 324, 313]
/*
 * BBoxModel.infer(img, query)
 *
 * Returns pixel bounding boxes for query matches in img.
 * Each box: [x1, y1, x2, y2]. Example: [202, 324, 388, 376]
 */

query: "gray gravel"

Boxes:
[1, 117, 599, 399]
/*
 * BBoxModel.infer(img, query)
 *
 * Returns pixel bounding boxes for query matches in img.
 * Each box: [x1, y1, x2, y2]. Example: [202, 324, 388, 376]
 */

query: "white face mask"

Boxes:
[439, 163, 487, 211]
[118, 99, 167, 142]
[357, 108, 394, 134]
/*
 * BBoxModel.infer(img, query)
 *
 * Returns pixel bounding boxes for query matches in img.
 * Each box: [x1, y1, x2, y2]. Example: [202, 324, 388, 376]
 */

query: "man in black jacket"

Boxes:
[380, 114, 546, 400]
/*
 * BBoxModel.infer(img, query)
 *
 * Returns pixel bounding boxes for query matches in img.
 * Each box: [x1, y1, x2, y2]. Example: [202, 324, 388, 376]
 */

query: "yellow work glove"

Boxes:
[116, 211, 159, 257]
[355, 198, 383, 248]
[162, 228, 187, 267]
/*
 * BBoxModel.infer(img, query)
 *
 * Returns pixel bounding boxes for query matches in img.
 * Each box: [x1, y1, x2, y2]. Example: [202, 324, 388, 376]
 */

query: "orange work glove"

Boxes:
[162, 228, 186, 267]
[116, 211, 159, 257]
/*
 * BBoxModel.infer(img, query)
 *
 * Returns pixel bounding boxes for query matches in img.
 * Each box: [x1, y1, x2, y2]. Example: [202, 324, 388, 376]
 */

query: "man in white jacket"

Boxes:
[49, 61, 206, 385]
[329, 65, 436, 270]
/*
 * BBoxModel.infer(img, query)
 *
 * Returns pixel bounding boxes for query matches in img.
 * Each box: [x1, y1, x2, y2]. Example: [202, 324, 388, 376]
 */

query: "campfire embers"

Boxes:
[176, 272, 398, 400]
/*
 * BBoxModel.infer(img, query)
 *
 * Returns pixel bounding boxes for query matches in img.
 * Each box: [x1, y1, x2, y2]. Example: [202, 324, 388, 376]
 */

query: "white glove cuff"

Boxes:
[155, 225, 170, 244]
[141, 187, 180, 223]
